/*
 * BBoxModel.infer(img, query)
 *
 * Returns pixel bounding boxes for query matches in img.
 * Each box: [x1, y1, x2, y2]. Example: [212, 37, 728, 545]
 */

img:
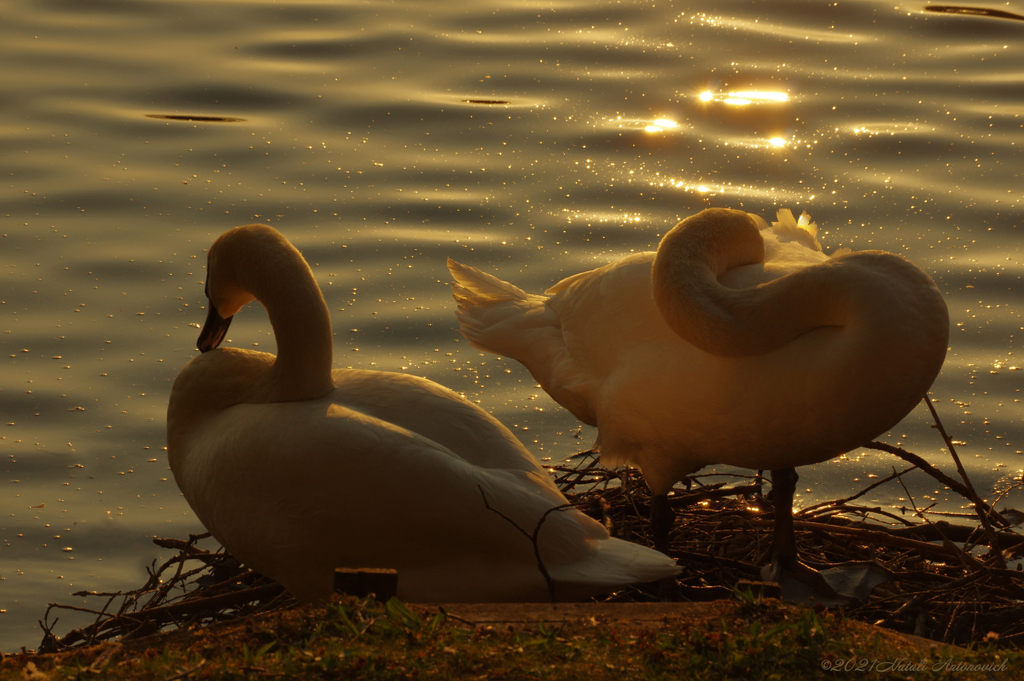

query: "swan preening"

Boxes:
[167, 224, 678, 604]
[450, 207, 949, 597]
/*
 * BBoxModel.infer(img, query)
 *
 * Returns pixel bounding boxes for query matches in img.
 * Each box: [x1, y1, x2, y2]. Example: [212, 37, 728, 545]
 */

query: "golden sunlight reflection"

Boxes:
[698, 89, 790, 106]
[644, 117, 679, 133]
[849, 122, 925, 136]
[639, 173, 811, 203]
[606, 115, 684, 134]
[707, 135, 798, 151]
[560, 207, 645, 226]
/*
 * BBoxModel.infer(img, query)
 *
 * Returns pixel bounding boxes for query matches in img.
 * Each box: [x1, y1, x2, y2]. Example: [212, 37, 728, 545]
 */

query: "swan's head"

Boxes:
[656, 208, 766, 280]
[198, 224, 296, 353]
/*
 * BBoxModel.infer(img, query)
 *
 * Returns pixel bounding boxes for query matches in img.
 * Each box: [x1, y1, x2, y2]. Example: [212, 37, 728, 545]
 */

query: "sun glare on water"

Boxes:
[645, 118, 680, 133]
[698, 90, 790, 106]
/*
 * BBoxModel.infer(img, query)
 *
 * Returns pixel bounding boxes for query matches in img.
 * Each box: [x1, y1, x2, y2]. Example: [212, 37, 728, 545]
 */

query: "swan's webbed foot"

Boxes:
[764, 468, 891, 606]
[762, 556, 851, 607]
[761, 556, 892, 607]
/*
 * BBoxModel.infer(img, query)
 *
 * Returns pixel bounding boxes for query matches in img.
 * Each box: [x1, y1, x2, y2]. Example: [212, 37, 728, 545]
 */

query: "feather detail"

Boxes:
[770, 208, 822, 252]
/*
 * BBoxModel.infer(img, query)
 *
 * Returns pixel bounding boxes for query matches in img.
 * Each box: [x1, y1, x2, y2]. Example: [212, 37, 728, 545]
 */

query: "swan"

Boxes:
[449, 207, 949, 597]
[166, 223, 679, 604]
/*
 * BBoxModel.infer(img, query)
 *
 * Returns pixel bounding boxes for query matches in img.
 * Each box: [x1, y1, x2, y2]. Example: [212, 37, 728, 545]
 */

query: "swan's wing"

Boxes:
[450, 253, 689, 471]
[177, 401, 675, 602]
[329, 368, 544, 475]
[544, 267, 597, 295]
[547, 252, 675, 375]
[719, 227, 830, 288]
[448, 259, 601, 424]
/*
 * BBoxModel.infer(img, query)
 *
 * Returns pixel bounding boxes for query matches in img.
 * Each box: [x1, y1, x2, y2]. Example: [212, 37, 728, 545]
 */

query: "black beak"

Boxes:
[198, 300, 233, 353]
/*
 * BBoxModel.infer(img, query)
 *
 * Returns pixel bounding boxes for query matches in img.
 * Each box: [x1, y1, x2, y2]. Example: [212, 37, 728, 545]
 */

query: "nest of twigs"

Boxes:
[37, 537, 298, 654]
[558, 443, 1024, 647]
[36, 398, 1024, 652]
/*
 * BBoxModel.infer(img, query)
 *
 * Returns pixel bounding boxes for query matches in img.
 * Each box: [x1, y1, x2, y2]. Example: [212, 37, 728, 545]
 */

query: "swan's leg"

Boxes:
[769, 467, 799, 562]
[649, 493, 678, 599]
[767, 467, 852, 604]
[650, 493, 674, 555]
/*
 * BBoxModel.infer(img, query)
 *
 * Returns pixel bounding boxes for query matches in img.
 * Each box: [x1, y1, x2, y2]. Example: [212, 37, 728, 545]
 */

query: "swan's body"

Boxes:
[450, 208, 949, 598]
[167, 224, 678, 603]
[449, 208, 949, 493]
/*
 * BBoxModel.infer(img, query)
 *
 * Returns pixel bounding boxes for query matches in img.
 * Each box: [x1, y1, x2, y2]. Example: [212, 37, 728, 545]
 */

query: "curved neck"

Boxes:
[233, 233, 335, 402]
[264, 276, 335, 401]
[652, 208, 848, 357]
[651, 209, 947, 365]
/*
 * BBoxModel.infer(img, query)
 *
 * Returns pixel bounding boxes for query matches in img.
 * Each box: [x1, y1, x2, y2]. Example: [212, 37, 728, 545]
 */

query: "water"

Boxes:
[2, 0, 1023, 651]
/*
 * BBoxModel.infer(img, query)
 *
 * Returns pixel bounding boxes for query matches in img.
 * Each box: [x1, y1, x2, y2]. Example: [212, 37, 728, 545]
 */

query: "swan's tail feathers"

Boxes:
[770, 208, 822, 252]
[548, 537, 679, 600]
[448, 259, 530, 303]
[447, 259, 553, 359]
[446, 259, 597, 422]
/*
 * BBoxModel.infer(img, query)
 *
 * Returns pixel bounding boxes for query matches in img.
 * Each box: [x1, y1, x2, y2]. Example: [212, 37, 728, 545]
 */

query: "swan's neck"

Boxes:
[239, 240, 335, 402]
[264, 279, 335, 401]
[653, 208, 789, 356]
[651, 208, 947, 360]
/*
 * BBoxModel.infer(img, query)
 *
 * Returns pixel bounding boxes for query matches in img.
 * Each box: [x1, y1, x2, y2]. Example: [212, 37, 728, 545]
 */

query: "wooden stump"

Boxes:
[333, 568, 398, 602]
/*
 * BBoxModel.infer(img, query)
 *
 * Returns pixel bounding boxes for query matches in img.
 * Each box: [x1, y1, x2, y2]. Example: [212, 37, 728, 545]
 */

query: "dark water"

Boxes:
[2, 0, 1023, 650]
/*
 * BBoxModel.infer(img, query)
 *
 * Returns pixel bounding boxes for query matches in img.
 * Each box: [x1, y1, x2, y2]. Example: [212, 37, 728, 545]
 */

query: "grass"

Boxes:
[4, 592, 1020, 680]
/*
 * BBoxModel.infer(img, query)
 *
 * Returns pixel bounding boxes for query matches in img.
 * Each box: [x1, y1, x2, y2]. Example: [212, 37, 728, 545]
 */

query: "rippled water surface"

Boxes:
[3, 0, 1023, 650]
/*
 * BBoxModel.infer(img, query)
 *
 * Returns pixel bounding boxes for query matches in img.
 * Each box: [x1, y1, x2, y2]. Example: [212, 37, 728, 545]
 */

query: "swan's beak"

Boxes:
[197, 301, 233, 353]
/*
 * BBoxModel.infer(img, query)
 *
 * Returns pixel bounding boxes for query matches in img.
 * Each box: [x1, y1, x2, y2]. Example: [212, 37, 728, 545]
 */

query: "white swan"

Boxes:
[166, 223, 678, 604]
[449, 207, 949, 594]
